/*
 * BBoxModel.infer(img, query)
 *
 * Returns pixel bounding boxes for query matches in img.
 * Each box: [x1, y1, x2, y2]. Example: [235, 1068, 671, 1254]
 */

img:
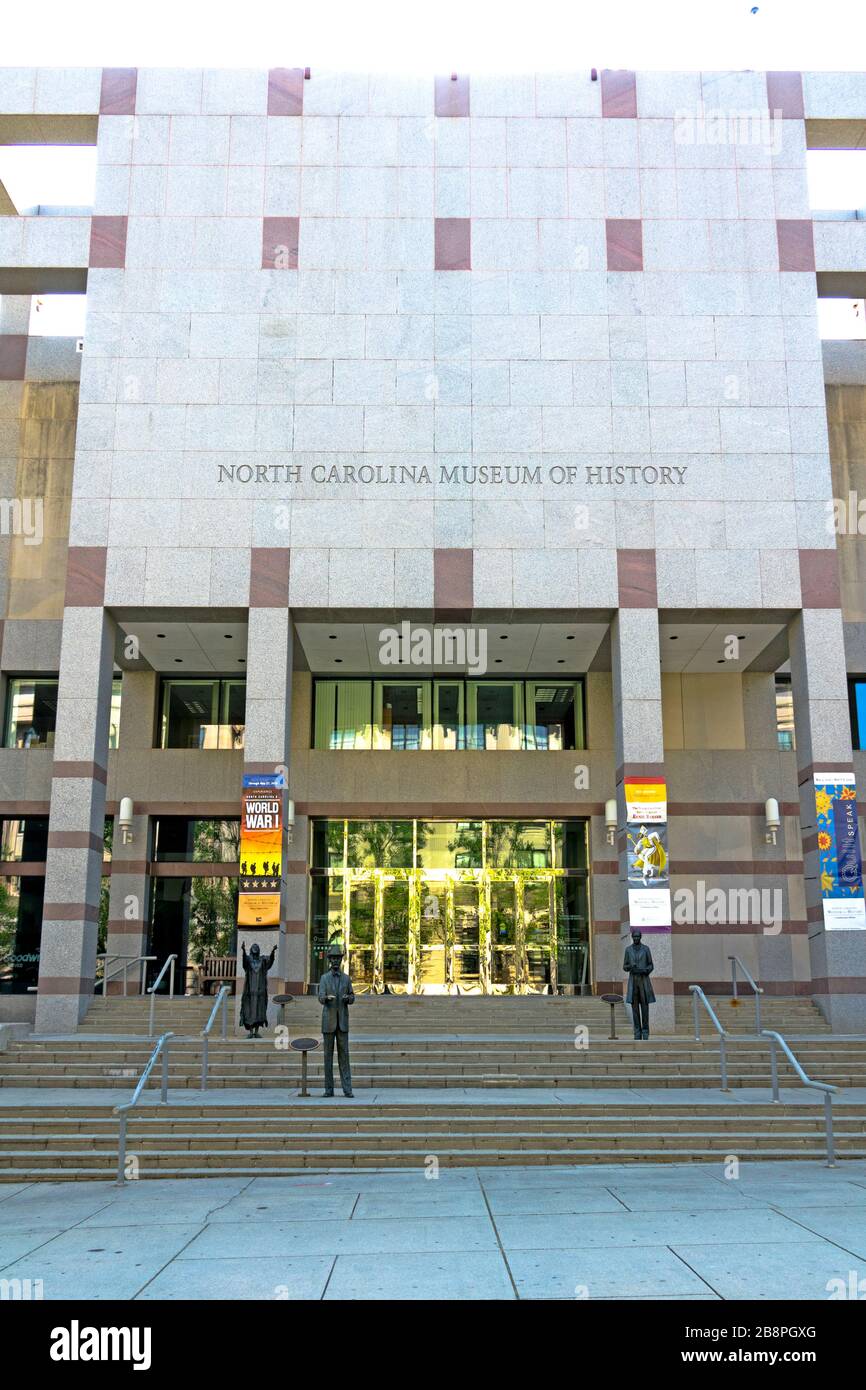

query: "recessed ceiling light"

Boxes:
[737, 635, 746, 640]
[717, 658, 725, 664]
[499, 635, 508, 640]
[224, 634, 233, 639]
[566, 635, 575, 641]
[174, 658, 182, 663]
[495, 658, 502, 664]
[328, 634, 338, 640]
[335, 658, 343, 663]
[238, 659, 245, 664]
[557, 659, 565, 664]
[669, 635, 678, 641]
[157, 633, 165, 639]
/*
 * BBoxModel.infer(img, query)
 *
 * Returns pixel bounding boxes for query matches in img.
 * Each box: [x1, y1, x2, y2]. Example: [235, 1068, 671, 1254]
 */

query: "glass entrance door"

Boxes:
[346, 879, 375, 990]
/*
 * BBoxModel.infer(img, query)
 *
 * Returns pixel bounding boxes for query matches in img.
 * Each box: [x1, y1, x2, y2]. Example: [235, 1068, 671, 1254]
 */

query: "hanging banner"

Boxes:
[238, 773, 283, 928]
[625, 778, 671, 931]
[624, 778, 667, 824]
[815, 773, 866, 930]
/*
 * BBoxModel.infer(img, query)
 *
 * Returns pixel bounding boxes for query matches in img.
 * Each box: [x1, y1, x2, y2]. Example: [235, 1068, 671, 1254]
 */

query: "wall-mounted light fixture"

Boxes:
[605, 798, 618, 847]
[118, 796, 134, 845]
[286, 797, 296, 846]
[765, 797, 781, 846]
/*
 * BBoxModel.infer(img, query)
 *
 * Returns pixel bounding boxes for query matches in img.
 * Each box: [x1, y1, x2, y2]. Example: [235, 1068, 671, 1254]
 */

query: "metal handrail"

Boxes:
[147, 954, 178, 1037]
[762, 1029, 837, 1167]
[200, 985, 230, 1091]
[688, 985, 730, 1090]
[729, 955, 764, 1033]
[113, 1032, 173, 1184]
[96, 953, 155, 997]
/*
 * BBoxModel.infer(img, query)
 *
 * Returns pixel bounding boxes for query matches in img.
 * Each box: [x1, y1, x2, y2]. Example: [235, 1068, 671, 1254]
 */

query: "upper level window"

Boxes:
[152, 817, 240, 863]
[850, 679, 866, 751]
[775, 676, 795, 752]
[29, 293, 87, 337]
[806, 150, 866, 213]
[817, 298, 866, 341]
[312, 678, 584, 751]
[159, 678, 245, 750]
[4, 678, 58, 748]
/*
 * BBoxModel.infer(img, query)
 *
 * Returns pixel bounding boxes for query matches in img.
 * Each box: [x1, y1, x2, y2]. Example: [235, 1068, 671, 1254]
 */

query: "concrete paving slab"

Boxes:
[495, 1208, 819, 1251]
[136, 1254, 334, 1300]
[506, 1245, 711, 1299]
[207, 1192, 360, 1223]
[183, 1215, 498, 1259]
[774, 1205, 866, 1258]
[671, 1238, 863, 1300]
[483, 1186, 628, 1216]
[324, 1250, 515, 1300]
[0, 1188, 115, 1230]
[0, 1227, 64, 1265]
[0, 1223, 204, 1299]
[350, 1189, 491, 1219]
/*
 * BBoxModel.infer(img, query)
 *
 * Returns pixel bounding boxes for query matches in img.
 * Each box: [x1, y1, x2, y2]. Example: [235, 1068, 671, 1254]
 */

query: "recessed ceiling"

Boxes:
[659, 622, 785, 674]
[295, 622, 607, 675]
[119, 622, 248, 673]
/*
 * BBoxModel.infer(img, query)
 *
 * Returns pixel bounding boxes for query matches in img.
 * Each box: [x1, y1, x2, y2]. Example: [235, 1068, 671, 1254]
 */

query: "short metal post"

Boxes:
[160, 1039, 169, 1103]
[692, 990, 701, 1041]
[148, 988, 156, 1039]
[754, 990, 762, 1035]
[116, 1112, 127, 1185]
[300, 1049, 309, 1098]
[719, 1034, 729, 1091]
[221, 992, 228, 1041]
[122, 961, 129, 997]
[608, 1001, 617, 1040]
[824, 1091, 836, 1167]
[769, 1035, 780, 1101]
[201, 1034, 209, 1091]
[169, 957, 176, 999]
[731, 958, 738, 1000]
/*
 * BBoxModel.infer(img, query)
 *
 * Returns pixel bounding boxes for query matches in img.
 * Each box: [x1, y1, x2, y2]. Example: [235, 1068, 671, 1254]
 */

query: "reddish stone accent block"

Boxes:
[777, 218, 815, 272]
[617, 549, 657, 608]
[268, 68, 305, 116]
[64, 547, 107, 607]
[99, 68, 137, 115]
[601, 69, 637, 118]
[262, 216, 299, 270]
[606, 218, 643, 271]
[434, 548, 473, 609]
[435, 217, 471, 271]
[798, 549, 841, 608]
[435, 74, 470, 117]
[0, 336, 27, 380]
[89, 215, 127, 269]
[250, 548, 291, 607]
[766, 71, 804, 119]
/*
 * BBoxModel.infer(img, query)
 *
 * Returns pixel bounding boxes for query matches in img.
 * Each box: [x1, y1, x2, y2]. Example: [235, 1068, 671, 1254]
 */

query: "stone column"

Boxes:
[237, 552, 298, 1019]
[789, 555, 866, 1031]
[610, 552, 675, 1034]
[104, 670, 156, 992]
[36, 551, 114, 1032]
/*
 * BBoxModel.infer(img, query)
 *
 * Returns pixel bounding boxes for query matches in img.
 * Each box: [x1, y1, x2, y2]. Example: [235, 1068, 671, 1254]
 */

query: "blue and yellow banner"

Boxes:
[815, 773, 866, 930]
[238, 773, 283, 927]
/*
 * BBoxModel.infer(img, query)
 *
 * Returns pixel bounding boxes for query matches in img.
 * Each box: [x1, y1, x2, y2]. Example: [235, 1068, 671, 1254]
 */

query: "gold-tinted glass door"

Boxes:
[452, 881, 481, 991]
[419, 878, 448, 990]
[346, 879, 375, 990]
[381, 877, 410, 992]
[524, 878, 555, 992]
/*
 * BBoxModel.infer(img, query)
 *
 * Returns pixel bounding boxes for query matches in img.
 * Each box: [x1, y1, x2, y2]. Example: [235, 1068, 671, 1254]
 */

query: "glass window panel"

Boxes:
[335, 681, 372, 749]
[416, 821, 482, 869]
[161, 680, 218, 749]
[374, 681, 430, 750]
[0, 875, 44, 993]
[0, 817, 49, 862]
[313, 681, 337, 750]
[553, 820, 588, 870]
[856, 681, 866, 751]
[555, 878, 590, 993]
[152, 817, 240, 863]
[4, 677, 59, 749]
[311, 819, 345, 870]
[487, 821, 551, 869]
[776, 677, 795, 751]
[466, 681, 523, 750]
[526, 682, 577, 751]
[452, 883, 480, 987]
[310, 876, 344, 983]
[346, 820, 414, 869]
[109, 677, 122, 750]
[187, 876, 238, 967]
[433, 681, 463, 750]
[383, 881, 409, 987]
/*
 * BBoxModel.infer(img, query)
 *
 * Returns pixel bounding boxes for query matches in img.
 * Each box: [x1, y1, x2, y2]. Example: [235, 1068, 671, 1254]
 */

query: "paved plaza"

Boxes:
[1, 1160, 865, 1300]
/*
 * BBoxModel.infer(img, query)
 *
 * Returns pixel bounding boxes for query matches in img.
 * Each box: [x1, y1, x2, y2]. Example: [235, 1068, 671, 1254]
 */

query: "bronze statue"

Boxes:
[317, 943, 354, 1097]
[623, 928, 656, 1040]
[240, 941, 276, 1038]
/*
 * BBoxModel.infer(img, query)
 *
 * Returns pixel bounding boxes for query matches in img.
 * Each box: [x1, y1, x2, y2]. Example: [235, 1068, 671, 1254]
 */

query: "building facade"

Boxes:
[1, 64, 866, 1033]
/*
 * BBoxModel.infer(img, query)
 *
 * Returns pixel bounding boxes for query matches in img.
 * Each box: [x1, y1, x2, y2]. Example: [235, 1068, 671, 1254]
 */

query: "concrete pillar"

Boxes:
[789, 587, 866, 1031]
[104, 671, 155, 991]
[237, 553, 298, 1019]
[36, 579, 114, 1033]
[610, 554, 675, 1034]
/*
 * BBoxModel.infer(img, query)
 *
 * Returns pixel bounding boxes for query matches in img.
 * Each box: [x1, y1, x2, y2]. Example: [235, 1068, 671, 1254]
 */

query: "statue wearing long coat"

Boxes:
[623, 940, 656, 1005]
[240, 943, 276, 1030]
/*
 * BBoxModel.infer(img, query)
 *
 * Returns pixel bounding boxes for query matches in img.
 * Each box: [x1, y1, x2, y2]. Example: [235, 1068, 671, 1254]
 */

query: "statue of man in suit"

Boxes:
[623, 929, 656, 1040]
[317, 942, 355, 1097]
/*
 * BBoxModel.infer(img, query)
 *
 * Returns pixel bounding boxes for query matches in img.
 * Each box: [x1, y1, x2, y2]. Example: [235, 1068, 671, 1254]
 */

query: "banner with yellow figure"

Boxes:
[625, 778, 671, 931]
[815, 773, 865, 929]
[238, 773, 283, 928]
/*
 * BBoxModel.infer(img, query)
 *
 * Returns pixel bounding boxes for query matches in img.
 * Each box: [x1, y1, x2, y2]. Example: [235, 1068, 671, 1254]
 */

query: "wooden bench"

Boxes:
[198, 955, 237, 996]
